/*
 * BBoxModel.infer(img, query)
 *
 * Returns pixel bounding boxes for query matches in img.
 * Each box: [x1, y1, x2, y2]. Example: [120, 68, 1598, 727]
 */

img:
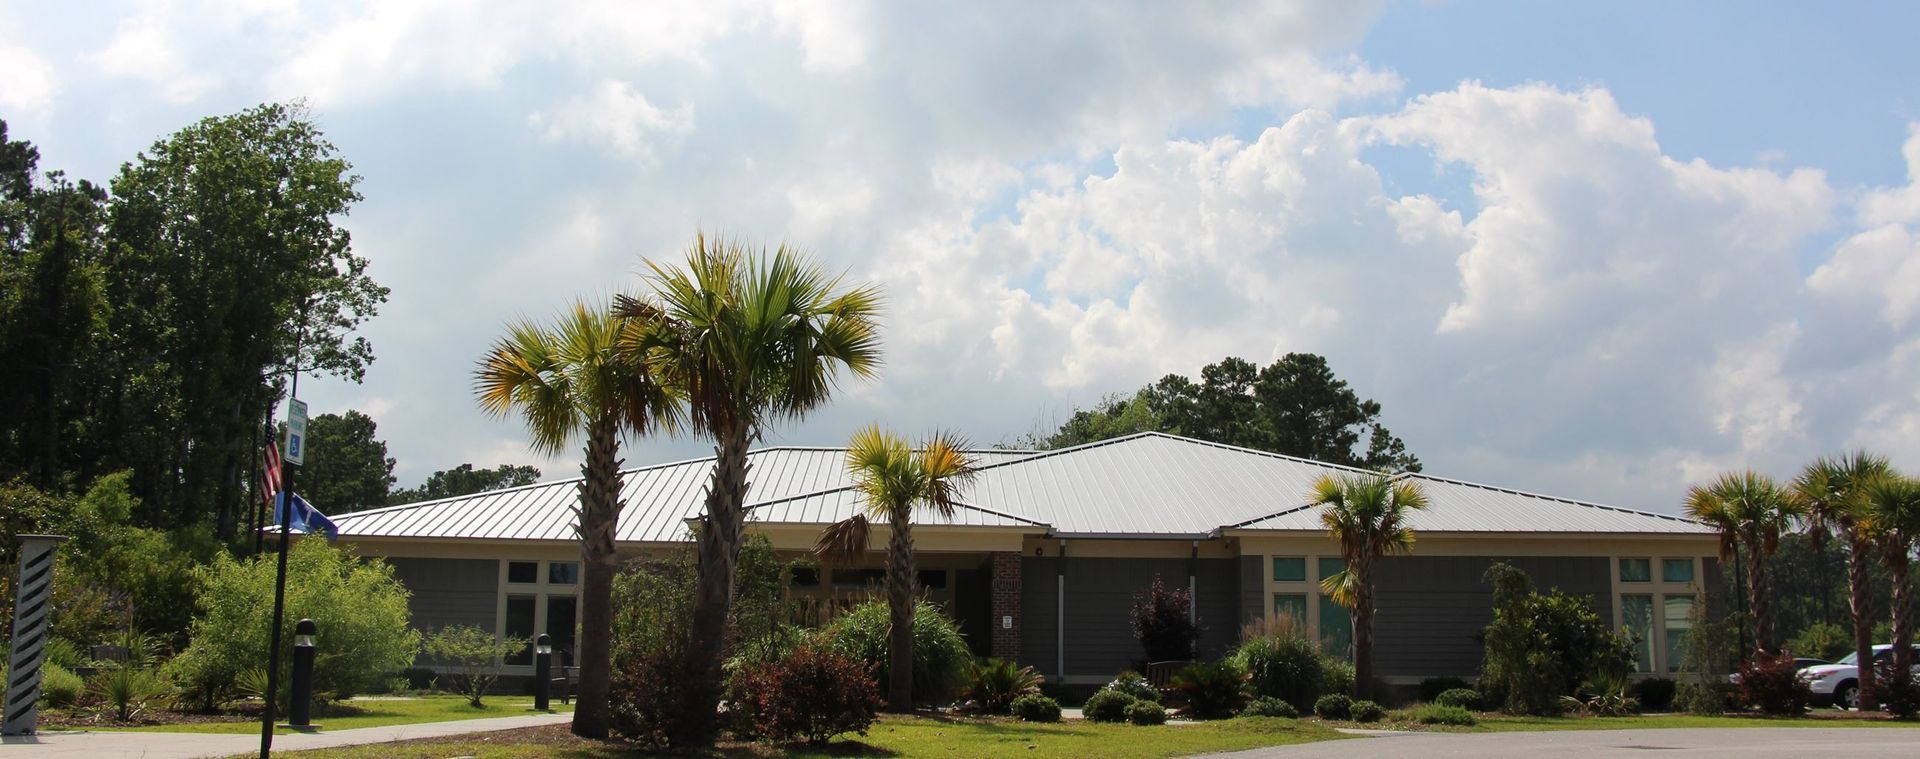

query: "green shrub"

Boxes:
[1083, 689, 1138, 722]
[421, 624, 526, 707]
[1010, 693, 1062, 722]
[1415, 703, 1477, 726]
[1676, 681, 1732, 715]
[1168, 660, 1248, 719]
[1349, 699, 1384, 722]
[820, 600, 970, 705]
[1434, 688, 1481, 710]
[1233, 628, 1330, 712]
[1240, 696, 1298, 718]
[1126, 700, 1168, 725]
[1104, 670, 1161, 702]
[726, 644, 882, 745]
[91, 666, 169, 722]
[966, 658, 1042, 714]
[43, 638, 91, 671]
[1314, 693, 1352, 720]
[1479, 562, 1634, 715]
[1631, 678, 1676, 712]
[1321, 657, 1354, 700]
[1418, 676, 1472, 703]
[40, 663, 85, 708]
[168, 539, 418, 707]
[1786, 622, 1853, 663]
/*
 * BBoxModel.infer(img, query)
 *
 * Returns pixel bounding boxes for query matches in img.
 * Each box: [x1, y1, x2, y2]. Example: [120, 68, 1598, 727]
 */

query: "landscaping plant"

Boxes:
[1630, 678, 1676, 712]
[964, 657, 1042, 714]
[1240, 696, 1298, 718]
[1786, 622, 1853, 663]
[1313, 693, 1351, 720]
[1478, 562, 1635, 715]
[1561, 669, 1637, 717]
[1167, 660, 1248, 719]
[1414, 703, 1477, 726]
[1433, 688, 1481, 710]
[1104, 670, 1161, 702]
[1082, 689, 1139, 722]
[726, 644, 882, 745]
[39, 663, 85, 708]
[609, 647, 696, 749]
[820, 600, 971, 706]
[1010, 693, 1062, 723]
[1685, 471, 1800, 655]
[421, 624, 527, 707]
[1792, 452, 1893, 705]
[1348, 699, 1384, 722]
[1417, 676, 1472, 703]
[1308, 472, 1428, 698]
[1733, 650, 1811, 715]
[91, 665, 169, 722]
[1676, 681, 1733, 715]
[1130, 575, 1199, 662]
[1865, 473, 1920, 716]
[1232, 617, 1333, 712]
[1125, 700, 1169, 725]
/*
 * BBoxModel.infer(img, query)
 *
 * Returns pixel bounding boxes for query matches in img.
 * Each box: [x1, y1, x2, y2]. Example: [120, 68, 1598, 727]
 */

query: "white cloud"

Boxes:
[90, 7, 220, 103]
[528, 80, 694, 162]
[0, 40, 57, 116]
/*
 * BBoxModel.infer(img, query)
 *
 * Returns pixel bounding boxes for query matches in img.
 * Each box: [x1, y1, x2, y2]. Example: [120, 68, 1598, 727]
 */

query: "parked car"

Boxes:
[1793, 657, 1830, 671]
[1800, 645, 1920, 710]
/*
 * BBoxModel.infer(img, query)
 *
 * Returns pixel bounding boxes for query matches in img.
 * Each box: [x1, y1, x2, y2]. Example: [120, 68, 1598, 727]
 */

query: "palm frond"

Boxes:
[815, 515, 872, 564]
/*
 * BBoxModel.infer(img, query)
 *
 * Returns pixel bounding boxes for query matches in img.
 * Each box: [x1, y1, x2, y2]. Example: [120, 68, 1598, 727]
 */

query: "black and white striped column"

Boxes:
[4, 535, 66, 736]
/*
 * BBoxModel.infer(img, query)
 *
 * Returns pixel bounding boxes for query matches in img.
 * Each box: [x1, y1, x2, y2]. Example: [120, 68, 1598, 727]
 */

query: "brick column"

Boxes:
[989, 552, 1021, 662]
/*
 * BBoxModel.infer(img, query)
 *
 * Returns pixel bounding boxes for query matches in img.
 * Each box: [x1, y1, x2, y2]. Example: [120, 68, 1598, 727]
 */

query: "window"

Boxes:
[1318, 595, 1353, 658]
[548, 561, 579, 584]
[1274, 594, 1307, 625]
[545, 596, 578, 665]
[1619, 558, 1651, 583]
[1272, 557, 1306, 582]
[832, 569, 885, 590]
[1664, 596, 1694, 673]
[790, 566, 821, 588]
[1662, 559, 1694, 583]
[918, 569, 949, 590]
[504, 595, 537, 664]
[507, 561, 539, 584]
[1317, 557, 1345, 582]
[1622, 595, 1654, 673]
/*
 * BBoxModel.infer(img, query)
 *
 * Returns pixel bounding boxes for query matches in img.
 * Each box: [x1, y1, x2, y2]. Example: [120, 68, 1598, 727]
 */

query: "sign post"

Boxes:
[261, 392, 304, 757]
[283, 398, 308, 466]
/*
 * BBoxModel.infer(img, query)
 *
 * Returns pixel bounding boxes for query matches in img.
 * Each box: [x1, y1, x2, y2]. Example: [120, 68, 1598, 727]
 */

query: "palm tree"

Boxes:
[614, 233, 881, 741]
[474, 301, 677, 739]
[1792, 452, 1892, 709]
[1684, 471, 1800, 656]
[1865, 474, 1920, 704]
[813, 426, 977, 711]
[1309, 472, 1428, 699]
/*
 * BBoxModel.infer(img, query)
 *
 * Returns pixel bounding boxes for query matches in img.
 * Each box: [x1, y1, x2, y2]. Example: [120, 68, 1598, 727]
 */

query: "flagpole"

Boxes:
[261, 304, 306, 758]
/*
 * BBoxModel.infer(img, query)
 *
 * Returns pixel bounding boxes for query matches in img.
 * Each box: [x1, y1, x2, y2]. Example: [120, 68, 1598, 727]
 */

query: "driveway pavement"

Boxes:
[0, 712, 572, 758]
[1207, 727, 1920, 758]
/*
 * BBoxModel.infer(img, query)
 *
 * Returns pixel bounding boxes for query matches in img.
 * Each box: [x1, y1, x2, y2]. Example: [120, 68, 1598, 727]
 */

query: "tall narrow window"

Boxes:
[1317, 557, 1345, 582]
[1274, 594, 1307, 626]
[546, 595, 578, 666]
[1622, 595, 1654, 673]
[1319, 595, 1353, 659]
[1664, 596, 1695, 673]
[504, 595, 537, 665]
[1619, 558, 1651, 583]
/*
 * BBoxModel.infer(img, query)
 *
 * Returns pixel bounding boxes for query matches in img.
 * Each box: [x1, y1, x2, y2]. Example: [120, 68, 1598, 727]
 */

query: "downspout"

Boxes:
[1189, 540, 1198, 626]
[1057, 538, 1067, 680]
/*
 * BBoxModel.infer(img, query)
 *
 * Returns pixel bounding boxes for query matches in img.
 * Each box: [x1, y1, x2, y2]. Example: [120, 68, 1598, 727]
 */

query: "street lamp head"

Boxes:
[535, 632, 552, 655]
[295, 618, 317, 648]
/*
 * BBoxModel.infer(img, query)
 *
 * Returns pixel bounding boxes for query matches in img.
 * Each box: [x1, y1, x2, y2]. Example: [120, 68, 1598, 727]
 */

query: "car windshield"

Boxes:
[1838, 652, 1858, 665]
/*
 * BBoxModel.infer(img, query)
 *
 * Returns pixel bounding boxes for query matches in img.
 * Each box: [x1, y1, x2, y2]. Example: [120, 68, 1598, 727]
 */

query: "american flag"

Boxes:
[262, 438, 283, 509]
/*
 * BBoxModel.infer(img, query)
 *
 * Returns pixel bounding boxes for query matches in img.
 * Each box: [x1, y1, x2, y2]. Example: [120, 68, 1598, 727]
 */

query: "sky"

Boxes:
[4, 0, 1919, 514]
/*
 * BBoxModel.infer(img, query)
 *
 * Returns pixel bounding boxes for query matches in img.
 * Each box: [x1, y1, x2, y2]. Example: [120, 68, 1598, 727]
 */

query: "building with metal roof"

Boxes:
[335, 432, 1719, 688]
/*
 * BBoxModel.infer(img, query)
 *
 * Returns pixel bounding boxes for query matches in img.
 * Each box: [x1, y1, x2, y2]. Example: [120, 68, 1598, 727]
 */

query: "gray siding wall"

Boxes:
[1019, 555, 1240, 679]
[1239, 556, 1265, 630]
[386, 557, 498, 633]
[1371, 555, 1613, 678]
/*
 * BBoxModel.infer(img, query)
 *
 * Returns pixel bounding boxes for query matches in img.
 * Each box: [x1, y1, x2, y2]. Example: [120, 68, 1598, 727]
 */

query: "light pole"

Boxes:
[533, 633, 553, 711]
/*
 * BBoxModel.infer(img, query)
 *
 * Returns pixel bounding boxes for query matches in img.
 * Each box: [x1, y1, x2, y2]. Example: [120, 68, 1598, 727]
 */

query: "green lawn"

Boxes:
[271, 715, 1346, 758]
[89, 695, 572, 734]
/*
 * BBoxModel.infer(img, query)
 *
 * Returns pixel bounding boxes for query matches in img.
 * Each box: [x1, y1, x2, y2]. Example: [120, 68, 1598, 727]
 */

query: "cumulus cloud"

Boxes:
[529, 80, 694, 162]
[0, 40, 57, 116]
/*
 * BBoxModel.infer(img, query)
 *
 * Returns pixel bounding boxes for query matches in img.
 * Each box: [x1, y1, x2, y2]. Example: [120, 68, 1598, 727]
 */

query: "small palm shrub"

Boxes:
[1168, 660, 1247, 719]
[1314, 693, 1352, 720]
[92, 666, 169, 722]
[1349, 699, 1385, 723]
[1083, 689, 1139, 722]
[1010, 693, 1062, 723]
[40, 663, 86, 708]
[1240, 696, 1298, 718]
[1433, 688, 1481, 710]
[1415, 703, 1477, 726]
[726, 645, 882, 745]
[820, 600, 971, 705]
[1104, 670, 1161, 702]
[966, 658, 1043, 714]
[1734, 651, 1810, 716]
[1418, 676, 1473, 703]
[1126, 700, 1168, 725]
[1630, 678, 1676, 712]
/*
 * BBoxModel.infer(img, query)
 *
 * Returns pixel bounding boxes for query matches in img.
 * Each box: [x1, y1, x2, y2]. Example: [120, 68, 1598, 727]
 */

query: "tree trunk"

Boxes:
[1848, 526, 1877, 708]
[683, 422, 753, 744]
[1892, 552, 1914, 698]
[1352, 556, 1373, 700]
[571, 417, 623, 739]
[1747, 529, 1771, 655]
[886, 512, 916, 712]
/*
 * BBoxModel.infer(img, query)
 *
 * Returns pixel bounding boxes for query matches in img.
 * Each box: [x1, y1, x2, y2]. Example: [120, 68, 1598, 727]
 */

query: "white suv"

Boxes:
[1800, 645, 1920, 709]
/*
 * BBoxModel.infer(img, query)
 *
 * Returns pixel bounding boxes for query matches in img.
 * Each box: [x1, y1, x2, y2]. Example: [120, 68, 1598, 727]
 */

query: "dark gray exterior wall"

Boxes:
[385, 557, 498, 633]
[1019, 554, 1241, 679]
[1371, 555, 1613, 678]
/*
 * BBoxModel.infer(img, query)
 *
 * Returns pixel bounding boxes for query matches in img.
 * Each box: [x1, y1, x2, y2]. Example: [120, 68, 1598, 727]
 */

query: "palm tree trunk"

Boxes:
[684, 421, 753, 743]
[1891, 551, 1914, 697]
[1848, 527, 1877, 707]
[571, 416, 622, 739]
[886, 513, 916, 712]
[1353, 557, 1374, 700]
[1746, 530, 1771, 656]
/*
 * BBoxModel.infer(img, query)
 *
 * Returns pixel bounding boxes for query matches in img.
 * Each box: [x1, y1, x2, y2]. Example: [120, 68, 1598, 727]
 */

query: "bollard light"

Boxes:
[533, 633, 553, 712]
[536, 634, 552, 656]
[288, 619, 318, 729]
[295, 618, 317, 648]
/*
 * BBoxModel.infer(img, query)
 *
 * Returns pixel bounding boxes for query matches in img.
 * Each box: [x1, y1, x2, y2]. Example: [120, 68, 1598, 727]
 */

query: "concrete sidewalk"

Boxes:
[0, 712, 573, 758]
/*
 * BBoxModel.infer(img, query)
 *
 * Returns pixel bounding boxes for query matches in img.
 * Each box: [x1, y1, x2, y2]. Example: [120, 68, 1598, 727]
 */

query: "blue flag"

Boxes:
[275, 492, 339, 540]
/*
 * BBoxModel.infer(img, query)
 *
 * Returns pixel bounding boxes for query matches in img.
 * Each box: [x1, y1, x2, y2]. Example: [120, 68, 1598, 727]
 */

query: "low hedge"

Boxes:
[1011, 693, 1062, 723]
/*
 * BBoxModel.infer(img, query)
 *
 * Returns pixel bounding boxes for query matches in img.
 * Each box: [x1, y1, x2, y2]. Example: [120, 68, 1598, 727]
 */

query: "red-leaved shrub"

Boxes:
[609, 647, 702, 749]
[1131, 575, 1199, 661]
[727, 644, 883, 745]
[1735, 651, 1811, 715]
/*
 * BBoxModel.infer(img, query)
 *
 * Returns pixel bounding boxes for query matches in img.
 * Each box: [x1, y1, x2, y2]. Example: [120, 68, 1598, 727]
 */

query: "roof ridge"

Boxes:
[1137, 431, 1387, 474]
[1405, 472, 1705, 525]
